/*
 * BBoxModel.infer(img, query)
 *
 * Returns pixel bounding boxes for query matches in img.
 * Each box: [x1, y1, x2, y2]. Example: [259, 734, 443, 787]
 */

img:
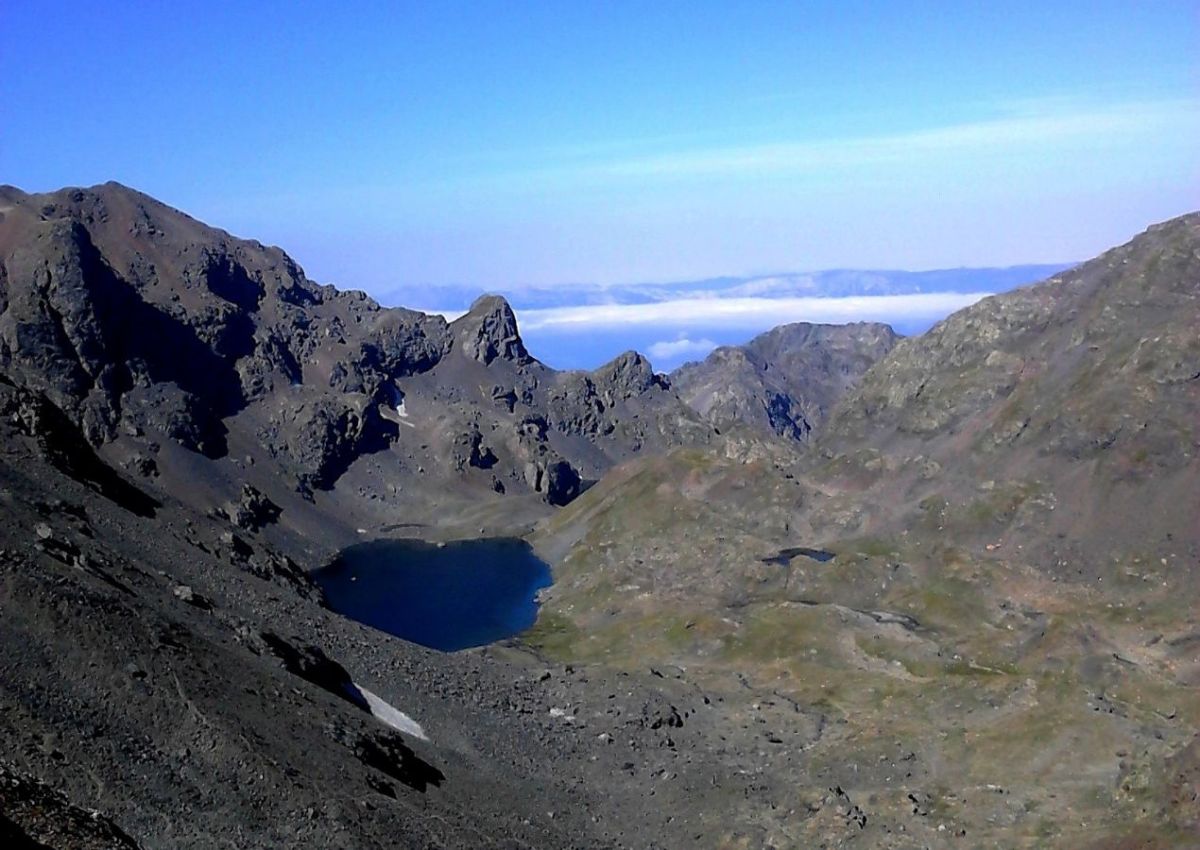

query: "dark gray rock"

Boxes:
[0, 185, 716, 505]
[543, 458, 582, 506]
[0, 761, 142, 849]
[221, 484, 281, 532]
[450, 294, 529, 365]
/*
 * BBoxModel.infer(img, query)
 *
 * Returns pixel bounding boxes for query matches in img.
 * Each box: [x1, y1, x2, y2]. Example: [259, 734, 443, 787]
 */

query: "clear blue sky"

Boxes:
[2, 1, 1197, 294]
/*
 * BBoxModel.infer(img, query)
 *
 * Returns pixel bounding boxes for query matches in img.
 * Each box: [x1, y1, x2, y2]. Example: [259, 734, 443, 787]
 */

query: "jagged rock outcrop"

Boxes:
[541, 458, 582, 505]
[671, 322, 898, 441]
[0, 183, 717, 516]
[0, 374, 160, 517]
[450, 294, 529, 365]
[546, 351, 708, 456]
[593, 351, 665, 403]
[221, 483, 282, 531]
[259, 392, 398, 493]
[0, 184, 448, 479]
[1, 762, 142, 849]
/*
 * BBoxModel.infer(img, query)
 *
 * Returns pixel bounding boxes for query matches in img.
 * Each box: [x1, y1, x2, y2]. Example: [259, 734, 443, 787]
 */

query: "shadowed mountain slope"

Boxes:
[0, 183, 716, 540]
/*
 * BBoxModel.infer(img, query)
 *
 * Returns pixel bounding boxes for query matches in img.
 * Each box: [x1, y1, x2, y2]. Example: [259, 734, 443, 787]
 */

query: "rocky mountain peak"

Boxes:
[0, 184, 719, 507]
[671, 321, 899, 442]
[451, 294, 529, 365]
[593, 350, 663, 398]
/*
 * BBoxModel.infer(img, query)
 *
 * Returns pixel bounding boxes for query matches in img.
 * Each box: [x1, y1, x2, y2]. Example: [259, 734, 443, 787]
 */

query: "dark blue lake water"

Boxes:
[312, 538, 553, 652]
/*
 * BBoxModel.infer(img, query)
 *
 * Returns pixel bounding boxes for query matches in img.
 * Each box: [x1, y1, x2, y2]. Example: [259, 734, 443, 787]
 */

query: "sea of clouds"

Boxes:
[383, 264, 1070, 372]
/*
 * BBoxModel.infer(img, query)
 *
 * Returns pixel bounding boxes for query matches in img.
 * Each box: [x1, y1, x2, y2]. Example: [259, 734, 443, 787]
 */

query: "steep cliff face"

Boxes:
[0, 184, 449, 489]
[671, 321, 898, 441]
[0, 183, 714, 520]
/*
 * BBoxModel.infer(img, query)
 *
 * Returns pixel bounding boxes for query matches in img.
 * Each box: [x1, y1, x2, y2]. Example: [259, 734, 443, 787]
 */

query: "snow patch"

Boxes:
[381, 383, 417, 428]
[356, 684, 429, 741]
[391, 384, 420, 427]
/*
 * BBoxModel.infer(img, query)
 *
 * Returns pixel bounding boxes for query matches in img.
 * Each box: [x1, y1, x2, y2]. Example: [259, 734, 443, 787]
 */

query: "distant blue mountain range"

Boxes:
[376, 263, 1075, 371]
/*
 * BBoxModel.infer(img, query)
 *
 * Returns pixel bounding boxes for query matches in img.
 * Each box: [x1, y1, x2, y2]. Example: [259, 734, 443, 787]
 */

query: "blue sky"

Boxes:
[2, 2, 1197, 368]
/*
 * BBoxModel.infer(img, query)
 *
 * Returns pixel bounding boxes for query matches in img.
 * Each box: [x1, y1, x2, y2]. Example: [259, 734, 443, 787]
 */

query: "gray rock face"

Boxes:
[0, 183, 714, 507]
[221, 484, 282, 532]
[451, 294, 529, 365]
[542, 457, 583, 506]
[670, 322, 898, 441]
[592, 351, 664, 403]
[541, 351, 714, 472]
[0, 185, 440, 480]
[0, 374, 160, 517]
[1, 761, 143, 849]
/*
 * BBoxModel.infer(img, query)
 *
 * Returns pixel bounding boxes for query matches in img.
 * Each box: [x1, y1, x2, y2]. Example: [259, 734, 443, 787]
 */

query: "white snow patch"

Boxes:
[394, 399, 416, 428]
[383, 382, 417, 428]
[356, 684, 429, 741]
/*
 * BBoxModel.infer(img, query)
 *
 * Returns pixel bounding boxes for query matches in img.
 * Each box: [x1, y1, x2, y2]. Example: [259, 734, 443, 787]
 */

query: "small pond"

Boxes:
[312, 538, 552, 652]
[761, 546, 836, 566]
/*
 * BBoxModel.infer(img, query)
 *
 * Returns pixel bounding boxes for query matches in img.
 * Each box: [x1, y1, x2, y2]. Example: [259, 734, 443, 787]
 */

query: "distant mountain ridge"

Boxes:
[379, 264, 1073, 311]
[0, 182, 716, 523]
[542, 210, 1200, 606]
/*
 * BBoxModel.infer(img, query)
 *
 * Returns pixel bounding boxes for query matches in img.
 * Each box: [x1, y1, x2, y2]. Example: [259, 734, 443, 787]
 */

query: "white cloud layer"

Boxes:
[646, 336, 719, 361]
[514, 291, 995, 332]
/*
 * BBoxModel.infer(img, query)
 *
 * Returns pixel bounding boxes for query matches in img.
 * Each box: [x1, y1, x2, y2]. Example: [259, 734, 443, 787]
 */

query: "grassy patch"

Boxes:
[835, 536, 900, 558]
[520, 610, 582, 658]
[951, 479, 1043, 532]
